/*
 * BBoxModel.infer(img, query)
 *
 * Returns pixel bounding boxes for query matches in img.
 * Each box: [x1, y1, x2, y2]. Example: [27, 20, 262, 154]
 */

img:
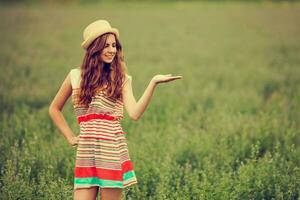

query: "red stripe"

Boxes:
[79, 136, 116, 141]
[81, 127, 123, 134]
[122, 160, 134, 173]
[78, 113, 117, 124]
[77, 149, 128, 155]
[74, 161, 134, 180]
[81, 122, 121, 129]
[79, 143, 127, 148]
[75, 167, 123, 180]
[80, 131, 125, 136]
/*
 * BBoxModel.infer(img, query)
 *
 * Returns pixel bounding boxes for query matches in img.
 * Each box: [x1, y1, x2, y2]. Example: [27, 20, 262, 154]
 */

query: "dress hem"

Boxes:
[74, 180, 138, 190]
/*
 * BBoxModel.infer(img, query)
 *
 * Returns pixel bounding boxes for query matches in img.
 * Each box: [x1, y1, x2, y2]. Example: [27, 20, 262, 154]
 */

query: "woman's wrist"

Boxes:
[68, 135, 79, 146]
[67, 134, 75, 144]
[150, 78, 158, 86]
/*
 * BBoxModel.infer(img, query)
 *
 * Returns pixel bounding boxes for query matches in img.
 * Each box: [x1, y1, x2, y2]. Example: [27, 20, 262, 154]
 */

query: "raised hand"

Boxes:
[151, 74, 183, 84]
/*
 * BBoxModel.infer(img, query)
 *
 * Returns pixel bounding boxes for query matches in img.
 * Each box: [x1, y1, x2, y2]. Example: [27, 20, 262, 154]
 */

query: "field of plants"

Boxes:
[0, 1, 300, 199]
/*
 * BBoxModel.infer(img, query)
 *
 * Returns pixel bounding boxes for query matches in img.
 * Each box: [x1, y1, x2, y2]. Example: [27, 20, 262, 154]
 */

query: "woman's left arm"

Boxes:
[122, 74, 182, 121]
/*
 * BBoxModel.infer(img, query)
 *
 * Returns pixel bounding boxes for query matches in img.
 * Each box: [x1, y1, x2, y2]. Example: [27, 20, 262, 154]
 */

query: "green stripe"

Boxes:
[123, 171, 136, 181]
[75, 177, 123, 187]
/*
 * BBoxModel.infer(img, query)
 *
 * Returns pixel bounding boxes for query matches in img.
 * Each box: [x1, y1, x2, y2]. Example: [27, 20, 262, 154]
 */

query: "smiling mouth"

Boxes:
[105, 55, 115, 59]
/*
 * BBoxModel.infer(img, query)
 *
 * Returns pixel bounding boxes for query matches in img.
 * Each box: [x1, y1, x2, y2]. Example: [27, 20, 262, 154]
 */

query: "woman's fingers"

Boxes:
[171, 76, 182, 79]
[152, 74, 182, 84]
[166, 75, 182, 80]
[72, 135, 80, 147]
[157, 75, 182, 83]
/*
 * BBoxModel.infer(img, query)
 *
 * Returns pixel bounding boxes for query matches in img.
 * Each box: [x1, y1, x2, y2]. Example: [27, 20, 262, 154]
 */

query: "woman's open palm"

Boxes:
[152, 74, 182, 84]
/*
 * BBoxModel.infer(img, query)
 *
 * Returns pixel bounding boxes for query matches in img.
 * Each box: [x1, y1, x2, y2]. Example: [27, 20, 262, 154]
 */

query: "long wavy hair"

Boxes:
[79, 33, 127, 106]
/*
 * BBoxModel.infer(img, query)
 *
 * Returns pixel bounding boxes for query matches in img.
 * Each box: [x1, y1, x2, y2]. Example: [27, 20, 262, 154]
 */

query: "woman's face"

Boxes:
[100, 34, 117, 64]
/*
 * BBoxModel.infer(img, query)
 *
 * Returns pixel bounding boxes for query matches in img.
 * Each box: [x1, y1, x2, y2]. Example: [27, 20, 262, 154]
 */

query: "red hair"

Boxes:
[79, 33, 127, 106]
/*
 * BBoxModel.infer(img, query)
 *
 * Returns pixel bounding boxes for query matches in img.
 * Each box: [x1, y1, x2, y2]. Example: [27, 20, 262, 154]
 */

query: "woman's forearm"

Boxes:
[48, 108, 75, 143]
[133, 79, 157, 120]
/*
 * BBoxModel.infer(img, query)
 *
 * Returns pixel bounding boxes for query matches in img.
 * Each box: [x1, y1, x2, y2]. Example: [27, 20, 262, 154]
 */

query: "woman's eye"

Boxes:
[105, 44, 116, 48]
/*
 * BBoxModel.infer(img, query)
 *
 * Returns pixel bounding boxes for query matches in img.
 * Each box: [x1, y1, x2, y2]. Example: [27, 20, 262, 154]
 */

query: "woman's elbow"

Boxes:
[48, 106, 54, 118]
[48, 105, 58, 118]
[129, 114, 140, 121]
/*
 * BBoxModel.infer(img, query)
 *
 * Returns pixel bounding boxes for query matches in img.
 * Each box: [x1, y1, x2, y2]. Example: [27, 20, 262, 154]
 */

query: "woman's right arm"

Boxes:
[48, 72, 79, 146]
[122, 74, 182, 121]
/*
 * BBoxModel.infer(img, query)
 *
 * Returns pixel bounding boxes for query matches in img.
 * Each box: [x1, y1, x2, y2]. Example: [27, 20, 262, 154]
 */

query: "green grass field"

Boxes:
[0, 2, 300, 199]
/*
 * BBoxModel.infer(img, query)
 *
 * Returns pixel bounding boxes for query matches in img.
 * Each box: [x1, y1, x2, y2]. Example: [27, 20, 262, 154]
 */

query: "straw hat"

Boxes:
[81, 19, 119, 50]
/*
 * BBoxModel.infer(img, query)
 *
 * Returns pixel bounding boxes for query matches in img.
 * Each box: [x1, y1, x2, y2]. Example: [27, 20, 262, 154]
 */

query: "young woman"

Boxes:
[48, 19, 182, 200]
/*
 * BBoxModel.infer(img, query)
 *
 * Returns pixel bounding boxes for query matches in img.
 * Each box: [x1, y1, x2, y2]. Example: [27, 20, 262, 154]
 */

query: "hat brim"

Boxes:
[81, 28, 119, 50]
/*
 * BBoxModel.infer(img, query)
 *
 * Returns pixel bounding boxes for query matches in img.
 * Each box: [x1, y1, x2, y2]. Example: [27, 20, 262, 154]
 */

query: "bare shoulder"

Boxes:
[70, 67, 81, 74]
[125, 74, 132, 80]
[123, 74, 132, 85]
[70, 67, 81, 89]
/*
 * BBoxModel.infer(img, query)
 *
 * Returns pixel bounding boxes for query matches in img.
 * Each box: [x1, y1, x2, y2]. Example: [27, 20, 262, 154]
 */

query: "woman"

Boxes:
[48, 19, 182, 200]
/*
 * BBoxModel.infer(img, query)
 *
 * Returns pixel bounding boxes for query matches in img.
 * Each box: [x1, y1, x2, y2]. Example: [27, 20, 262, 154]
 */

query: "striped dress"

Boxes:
[70, 68, 138, 189]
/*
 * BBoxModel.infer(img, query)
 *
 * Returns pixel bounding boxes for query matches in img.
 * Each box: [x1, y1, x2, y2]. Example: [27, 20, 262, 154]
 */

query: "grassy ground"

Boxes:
[0, 2, 300, 199]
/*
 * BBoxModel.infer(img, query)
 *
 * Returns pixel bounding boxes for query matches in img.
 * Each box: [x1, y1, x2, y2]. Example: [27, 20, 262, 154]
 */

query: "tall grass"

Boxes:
[0, 2, 299, 199]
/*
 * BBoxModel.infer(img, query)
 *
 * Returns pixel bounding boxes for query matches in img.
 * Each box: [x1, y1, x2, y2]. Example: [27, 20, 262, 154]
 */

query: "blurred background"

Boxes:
[0, 0, 299, 199]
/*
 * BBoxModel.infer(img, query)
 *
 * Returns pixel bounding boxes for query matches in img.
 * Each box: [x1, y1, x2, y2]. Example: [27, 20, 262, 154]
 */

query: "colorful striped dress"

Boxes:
[70, 68, 138, 189]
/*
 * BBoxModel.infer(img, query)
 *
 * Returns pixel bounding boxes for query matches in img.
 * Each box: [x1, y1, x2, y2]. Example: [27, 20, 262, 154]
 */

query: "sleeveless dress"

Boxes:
[69, 68, 138, 189]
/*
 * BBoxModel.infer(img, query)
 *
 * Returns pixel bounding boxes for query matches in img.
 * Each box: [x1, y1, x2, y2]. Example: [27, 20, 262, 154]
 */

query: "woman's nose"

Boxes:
[108, 46, 116, 53]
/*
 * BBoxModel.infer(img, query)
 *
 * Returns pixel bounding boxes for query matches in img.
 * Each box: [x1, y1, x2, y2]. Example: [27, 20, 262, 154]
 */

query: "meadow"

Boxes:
[0, 1, 300, 199]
